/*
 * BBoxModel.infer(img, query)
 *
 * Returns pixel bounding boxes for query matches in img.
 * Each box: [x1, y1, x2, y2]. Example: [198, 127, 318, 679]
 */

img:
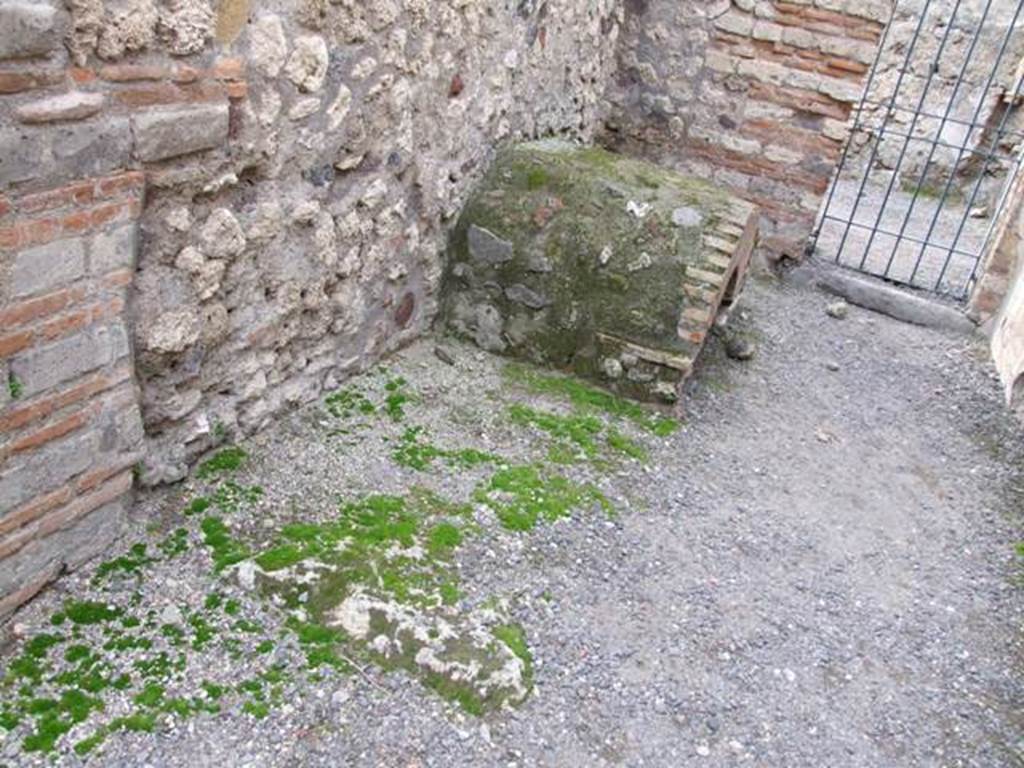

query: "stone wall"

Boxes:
[0, 0, 624, 616]
[603, 0, 887, 259]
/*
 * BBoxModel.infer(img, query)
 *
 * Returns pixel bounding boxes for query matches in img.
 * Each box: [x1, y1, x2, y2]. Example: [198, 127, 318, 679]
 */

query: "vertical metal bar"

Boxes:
[808, 1, 899, 253]
[927, 2, 1024, 291]
[831, 0, 935, 267]
[857, 0, 974, 275]
[881, 0, 995, 278]
[938, 71, 1024, 292]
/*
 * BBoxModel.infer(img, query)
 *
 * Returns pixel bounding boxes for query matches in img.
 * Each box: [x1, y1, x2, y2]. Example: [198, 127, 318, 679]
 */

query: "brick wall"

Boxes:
[0, 172, 144, 617]
[604, 0, 887, 260]
[0, 4, 245, 618]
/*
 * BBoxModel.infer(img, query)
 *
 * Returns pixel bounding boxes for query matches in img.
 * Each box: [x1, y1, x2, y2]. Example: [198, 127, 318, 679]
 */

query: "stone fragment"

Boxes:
[285, 35, 328, 92]
[145, 309, 201, 353]
[671, 206, 703, 228]
[0, 1, 58, 59]
[10, 324, 127, 397]
[132, 103, 229, 162]
[326, 84, 352, 131]
[90, 223, 137, 274]
[288, 96, 321, 120]
[505, 283, 548, 309]
[725, 335, 755, 361]
[199, 208, 246, 260]
[825, 300, 849, 319]
[249, 14, 287, 76]
[467, 225, 513, 265]
[434, 345, 455, 365]
[15, 92, 104, 124]
[12, 237, 86, 297]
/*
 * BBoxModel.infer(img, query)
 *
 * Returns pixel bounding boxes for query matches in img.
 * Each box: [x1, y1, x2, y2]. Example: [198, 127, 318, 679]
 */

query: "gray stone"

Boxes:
[0, 427, 98, 513]
[12, 237, 86, 298]
[473, 303, 506, 352]
[468, 225, 514, 265]
[143, 309, 201, 353]
[15, 92, 104, 124]
[52, 117, 132, 179]
[285, 35, 328, 92]
[90, 223, 138, 274]
[825, 300, 849, 319]
[0, 126, 49, 186]
[725, 335, 755, 361]
[249, 14, 287, 76]
[0, 1, 59, 59]
[505, 283, 549, 309]
[10, 324, 124, 397]
[671, 206, 704, 228]
[132, 103, 230, 162]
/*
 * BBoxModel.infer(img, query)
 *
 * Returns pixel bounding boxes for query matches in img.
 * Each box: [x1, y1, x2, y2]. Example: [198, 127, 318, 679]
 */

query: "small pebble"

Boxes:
[826, 300, 849, 319]
[725, 336, 756, 361]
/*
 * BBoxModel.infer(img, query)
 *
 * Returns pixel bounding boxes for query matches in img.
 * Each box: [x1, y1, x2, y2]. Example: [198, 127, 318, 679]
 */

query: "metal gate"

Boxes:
[809, 0, 1024, 300]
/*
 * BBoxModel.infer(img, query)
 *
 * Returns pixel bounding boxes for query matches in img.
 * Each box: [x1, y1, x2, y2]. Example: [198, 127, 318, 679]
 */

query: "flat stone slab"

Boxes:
[441, 141, 758, 404]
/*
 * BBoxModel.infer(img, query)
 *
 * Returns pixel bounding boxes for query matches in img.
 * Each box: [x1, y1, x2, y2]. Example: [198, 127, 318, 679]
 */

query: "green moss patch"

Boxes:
[506, 363, 679, 436]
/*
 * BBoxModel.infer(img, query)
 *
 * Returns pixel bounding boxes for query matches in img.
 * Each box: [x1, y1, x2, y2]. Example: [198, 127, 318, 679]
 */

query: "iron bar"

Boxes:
[808, 1, 899, 252]
[938, 67, 1024, 290]
[889, 0, 1000, 279]
[819, 214, 984, 262]
[828, 0, 933, 264]
[858, 99, 1024, 141]
[809, 0, 1024, 300]
[859, 0, 974, 272]
[967, 147, 1024, 288]
[910, 0, 1024, 288]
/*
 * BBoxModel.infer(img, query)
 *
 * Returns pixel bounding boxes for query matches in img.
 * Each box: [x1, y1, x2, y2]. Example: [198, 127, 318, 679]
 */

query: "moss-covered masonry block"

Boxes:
[440, 141, 758, 404]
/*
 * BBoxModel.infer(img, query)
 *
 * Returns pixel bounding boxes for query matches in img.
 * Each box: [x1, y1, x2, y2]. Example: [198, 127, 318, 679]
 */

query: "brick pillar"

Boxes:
[0, 172, 145, 618]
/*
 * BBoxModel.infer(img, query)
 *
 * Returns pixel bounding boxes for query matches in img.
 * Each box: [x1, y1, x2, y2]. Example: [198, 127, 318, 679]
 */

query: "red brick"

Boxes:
[102, 269, 133, 288]
[0, 286, 86, 328]
[69, 67, 97, 84]
[0, 69, 63, 94]
[37, 470, 132, 538]
[173, 65, 201, 83]
[0, 365, 129, 433]
[0, 486, 71, 536]
[98, 64, 173, 82]
[0, 564, 60, 617]
[0, 329, 33, 358]
[747, 80, 851, 121]
[0, 226, 19, 250]
[76, 457, 135, 493]
[18, 180, 96, 214]
[61, 209, 92, 233]
[37, 306, 91, 342]
[226, 81, 248, 100]
[210, 57, 245, 80]
[111, 81, 225, 107]
[97, 170, 145, 197]
[9, 405, 93, 455]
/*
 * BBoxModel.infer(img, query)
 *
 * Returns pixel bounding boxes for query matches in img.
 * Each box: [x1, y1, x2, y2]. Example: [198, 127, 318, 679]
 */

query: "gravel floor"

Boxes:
[2, 274, 1023, 767]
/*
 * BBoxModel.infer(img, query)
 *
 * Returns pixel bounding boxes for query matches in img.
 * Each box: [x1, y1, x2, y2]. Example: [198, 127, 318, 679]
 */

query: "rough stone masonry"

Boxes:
[0, 0, 884, 617]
